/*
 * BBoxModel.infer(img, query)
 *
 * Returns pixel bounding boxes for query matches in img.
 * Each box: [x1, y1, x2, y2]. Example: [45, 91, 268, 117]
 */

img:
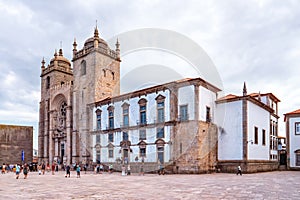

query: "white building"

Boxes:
[216, 83, 280, 172]
[284, 109, 300, 170]
[90, 78, 221, 173]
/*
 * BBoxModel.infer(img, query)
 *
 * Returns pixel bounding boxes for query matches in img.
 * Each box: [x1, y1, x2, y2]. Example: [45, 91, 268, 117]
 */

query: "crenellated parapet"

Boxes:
[50, 80, 73, 92]
[41, 48, 73, 76]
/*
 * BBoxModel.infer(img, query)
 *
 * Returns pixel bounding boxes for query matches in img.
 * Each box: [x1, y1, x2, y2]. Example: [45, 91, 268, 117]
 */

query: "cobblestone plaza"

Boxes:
[0, 171, 299, 199]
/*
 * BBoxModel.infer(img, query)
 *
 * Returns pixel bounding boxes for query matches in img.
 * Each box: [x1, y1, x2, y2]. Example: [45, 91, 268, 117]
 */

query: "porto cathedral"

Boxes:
[38, 26, 121, 166]
[38, 26, 280, 173]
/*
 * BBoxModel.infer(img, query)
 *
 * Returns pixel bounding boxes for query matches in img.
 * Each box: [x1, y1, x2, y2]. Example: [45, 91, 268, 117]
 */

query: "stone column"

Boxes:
[169, 85, 178, 163]
[38, 102, 44, 162]
[194, 83, 199, 121]
[66, 106, 72, 165]
[242, 97, 248, 161]
[49, 110, 55, 164]
[54, 138, 59, 159]
[72, 130, 78, 164]
[43, 100, 49, 163]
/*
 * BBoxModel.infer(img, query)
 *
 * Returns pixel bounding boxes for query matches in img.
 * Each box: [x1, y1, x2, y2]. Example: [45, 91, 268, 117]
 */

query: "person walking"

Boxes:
[236, 165, 242, 176]
[84, 164, 87, 174]
[127, 164, 131, 175]
[99, 163, 104, 174]
[2, 163, 6, 174]
[37, 164, 42, 175]
[121, 165, 126, 176]
[109, 164, 113, 174]
[41, 163, 45, 175]
[23, 163, 28, 179]
[76, 165, 81, 178]
[65, 165, 71, 178]
[51, 163, 55, 175]
[15, 164, 20, 179]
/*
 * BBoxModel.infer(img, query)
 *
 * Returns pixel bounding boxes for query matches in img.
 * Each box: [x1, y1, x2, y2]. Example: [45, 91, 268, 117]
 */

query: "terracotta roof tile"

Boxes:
[285, 109, 300, 115]
[217, 94, 238, 101]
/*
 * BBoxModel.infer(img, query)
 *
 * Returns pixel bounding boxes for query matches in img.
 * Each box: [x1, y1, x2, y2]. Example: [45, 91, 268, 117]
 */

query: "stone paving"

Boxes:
[0, 170, 299, 199]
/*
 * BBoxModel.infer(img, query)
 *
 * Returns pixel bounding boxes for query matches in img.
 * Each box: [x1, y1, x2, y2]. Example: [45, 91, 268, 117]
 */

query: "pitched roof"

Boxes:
[216, 94, 238, 101]
[284, 109, 300, 121]
[285, 109, 300, 115]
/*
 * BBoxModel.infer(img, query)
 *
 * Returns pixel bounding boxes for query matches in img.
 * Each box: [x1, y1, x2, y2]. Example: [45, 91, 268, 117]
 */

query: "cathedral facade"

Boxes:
[38, 26, 120, 165]
[39, 26, 280, 173]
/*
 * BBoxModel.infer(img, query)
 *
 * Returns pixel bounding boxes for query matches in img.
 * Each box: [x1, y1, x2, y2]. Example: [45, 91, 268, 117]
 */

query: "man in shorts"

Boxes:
[15, 164, 20, 179]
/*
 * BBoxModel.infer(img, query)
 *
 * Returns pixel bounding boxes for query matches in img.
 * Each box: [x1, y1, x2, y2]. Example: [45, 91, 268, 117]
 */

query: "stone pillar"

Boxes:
[194, 84, 199, 121]
[72, 130, 78, 164]
[54, 138, 59, 159]
[38, 102, 44, 162]
[43, 100, 49, 163]
[66, 106, 72, 165]
[169, 85, 178, 163]
[49, 111, 54, 164]
[242, 97, 248, 164]
[169, 85, 178, 122]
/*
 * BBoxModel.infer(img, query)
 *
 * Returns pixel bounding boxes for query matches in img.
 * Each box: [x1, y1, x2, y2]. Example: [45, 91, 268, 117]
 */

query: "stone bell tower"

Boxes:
[38, 49, 73, 165]
[72, 25, 121, 163]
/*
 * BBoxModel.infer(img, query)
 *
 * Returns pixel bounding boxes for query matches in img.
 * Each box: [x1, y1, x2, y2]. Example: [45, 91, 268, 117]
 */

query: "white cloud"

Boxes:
[0, 0, 299, 144]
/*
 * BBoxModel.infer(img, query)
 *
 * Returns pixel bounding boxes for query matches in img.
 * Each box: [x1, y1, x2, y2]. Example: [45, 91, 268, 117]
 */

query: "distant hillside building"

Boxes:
[0, 124, 33, 164]
[284, 109, 300, 170]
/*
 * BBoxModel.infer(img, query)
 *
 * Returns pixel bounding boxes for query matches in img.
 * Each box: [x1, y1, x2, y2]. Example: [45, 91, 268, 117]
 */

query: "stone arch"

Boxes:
[51, 94, 67, 110]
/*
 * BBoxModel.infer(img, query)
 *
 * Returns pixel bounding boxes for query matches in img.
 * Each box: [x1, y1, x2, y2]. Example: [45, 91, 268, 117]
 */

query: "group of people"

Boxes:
[121, 164, 131, 176]
[1, 163, 29, 179]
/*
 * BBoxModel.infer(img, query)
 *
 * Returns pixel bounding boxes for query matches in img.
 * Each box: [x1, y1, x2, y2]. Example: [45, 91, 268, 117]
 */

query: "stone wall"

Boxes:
[218, 160, 279, 173]
[0, 124, 33, 164]
[173, 121, 218, 174]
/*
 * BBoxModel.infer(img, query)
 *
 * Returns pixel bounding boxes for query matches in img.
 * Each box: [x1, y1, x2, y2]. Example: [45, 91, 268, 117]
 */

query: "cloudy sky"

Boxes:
[0, 0, 299, 148]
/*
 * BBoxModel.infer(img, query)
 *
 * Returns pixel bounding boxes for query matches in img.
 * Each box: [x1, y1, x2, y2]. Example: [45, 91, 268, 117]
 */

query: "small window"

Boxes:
[122, 104, 129, 127]
[296, 153, 300, 166]
[96, 150, 101, 163]
[108, 106, 114, 129]
[96, 109, 101, 130]
[179, 105, 188, 121]
[262, 129, 266, 145]
[254, 127, 258, 144]
[108, 133, 114, 142]
[295, 123, 300, 135]
[46, 76, 50, 89]
[140, 147, 146, 157]
[96, 135, 100, 144]
[139, 130, 146, 140]
[180, 143, 182, 154]
[156, 95, 165, 123]
[138, 99, 147, 125]
[157, 128, 164, 139]
[81, 60, 86, 76]
[108, 149, 114, 158]
[123, 132, 129, 141]
[206, 106, 211, 122]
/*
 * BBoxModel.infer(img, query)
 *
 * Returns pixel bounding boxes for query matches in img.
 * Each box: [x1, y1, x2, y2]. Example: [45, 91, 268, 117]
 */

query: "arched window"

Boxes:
[46, 76, 50, 89]
[81, 60, 86, 76]
[60, 102, 67, 117]
[112, 72, 115, 80]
